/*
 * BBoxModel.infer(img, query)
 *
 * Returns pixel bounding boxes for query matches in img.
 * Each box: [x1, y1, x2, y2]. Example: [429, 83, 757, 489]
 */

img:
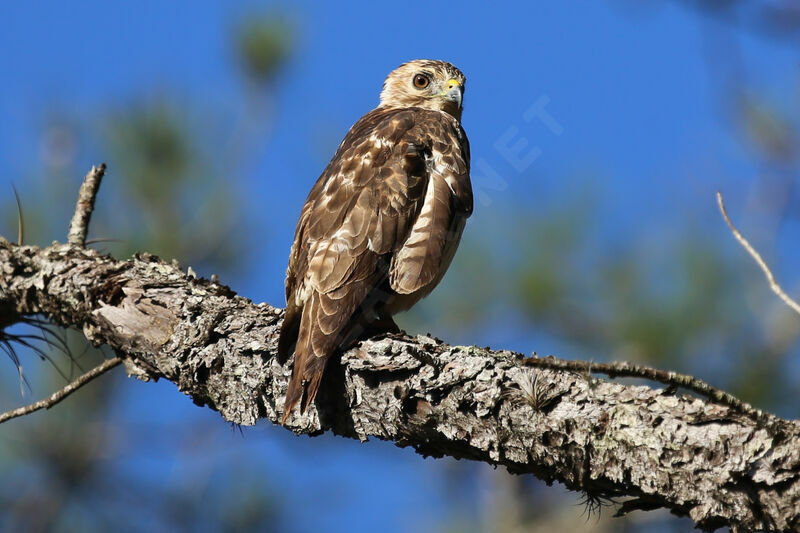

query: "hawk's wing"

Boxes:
[389, 111, 472, 295]
[278, 107, 471, 422]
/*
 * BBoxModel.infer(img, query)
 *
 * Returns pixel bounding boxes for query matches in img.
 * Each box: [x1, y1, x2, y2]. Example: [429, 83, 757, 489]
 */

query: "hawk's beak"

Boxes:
[442, 78, 463, 108]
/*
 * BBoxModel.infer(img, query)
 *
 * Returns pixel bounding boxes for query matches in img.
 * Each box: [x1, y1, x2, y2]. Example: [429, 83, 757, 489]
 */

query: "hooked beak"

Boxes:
[442, 78, 463, 108]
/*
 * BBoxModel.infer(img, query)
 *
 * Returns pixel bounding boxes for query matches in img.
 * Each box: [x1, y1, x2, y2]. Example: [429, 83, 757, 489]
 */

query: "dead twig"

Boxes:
[717, 191, 800, 316]
[12, 184, 23, 245]
[67, 163, 106, 247]
[0, 356, 122, 424]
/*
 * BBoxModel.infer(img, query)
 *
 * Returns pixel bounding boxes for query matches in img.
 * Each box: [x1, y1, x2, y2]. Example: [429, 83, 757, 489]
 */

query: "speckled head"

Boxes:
[379, 59, 466, 120]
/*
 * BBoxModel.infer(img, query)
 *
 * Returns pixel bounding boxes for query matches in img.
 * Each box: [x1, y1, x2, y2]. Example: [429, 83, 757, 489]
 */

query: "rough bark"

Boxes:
[0, 237, 798, 532]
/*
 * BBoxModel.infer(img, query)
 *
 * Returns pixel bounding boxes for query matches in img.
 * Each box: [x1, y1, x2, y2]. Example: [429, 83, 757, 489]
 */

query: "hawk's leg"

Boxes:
[350, 303, 402, 341]
[362, 316, 401, 338]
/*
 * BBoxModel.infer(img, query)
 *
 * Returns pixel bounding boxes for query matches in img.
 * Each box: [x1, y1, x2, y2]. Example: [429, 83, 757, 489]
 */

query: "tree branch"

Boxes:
[524, 356, 775, 425]
[0, 237, 798, 532]
[0, 356, 122, 423]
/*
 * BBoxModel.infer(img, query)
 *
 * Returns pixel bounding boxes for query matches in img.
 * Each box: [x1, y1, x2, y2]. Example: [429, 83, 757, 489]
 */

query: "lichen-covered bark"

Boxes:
[1, 236, 798, 532]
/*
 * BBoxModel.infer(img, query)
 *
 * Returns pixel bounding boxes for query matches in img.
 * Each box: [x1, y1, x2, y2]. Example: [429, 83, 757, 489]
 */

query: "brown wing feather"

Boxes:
[279, 107, 471, 424]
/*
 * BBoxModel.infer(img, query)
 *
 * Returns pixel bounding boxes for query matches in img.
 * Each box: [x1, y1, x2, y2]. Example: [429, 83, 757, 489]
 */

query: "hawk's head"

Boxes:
[379, 59, 466, 119]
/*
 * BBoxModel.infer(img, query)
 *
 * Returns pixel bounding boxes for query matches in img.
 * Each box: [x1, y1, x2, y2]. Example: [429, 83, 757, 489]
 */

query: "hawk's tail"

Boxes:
[280, 296, 332, 425]
[281, 355, 327, 425]
[281, 367, 304, 425]
[277, 301, 301, 365]
[280, 275, 385, 425]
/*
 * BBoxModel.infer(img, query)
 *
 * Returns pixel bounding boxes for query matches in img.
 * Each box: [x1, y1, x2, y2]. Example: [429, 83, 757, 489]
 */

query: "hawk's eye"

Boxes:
[413, 74, 430, 89]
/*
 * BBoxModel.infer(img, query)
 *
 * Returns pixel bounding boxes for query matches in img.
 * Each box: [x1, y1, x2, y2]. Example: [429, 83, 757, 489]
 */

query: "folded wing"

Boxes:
[279, 107, 471, 423]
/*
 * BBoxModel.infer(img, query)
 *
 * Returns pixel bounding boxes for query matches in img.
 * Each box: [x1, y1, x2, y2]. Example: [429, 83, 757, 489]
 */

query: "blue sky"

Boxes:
[1, 1, 799, 531]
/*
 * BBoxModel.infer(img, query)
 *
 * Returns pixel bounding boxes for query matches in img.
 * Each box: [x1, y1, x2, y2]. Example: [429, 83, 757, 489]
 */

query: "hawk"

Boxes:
[278, 59, 472, 424]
